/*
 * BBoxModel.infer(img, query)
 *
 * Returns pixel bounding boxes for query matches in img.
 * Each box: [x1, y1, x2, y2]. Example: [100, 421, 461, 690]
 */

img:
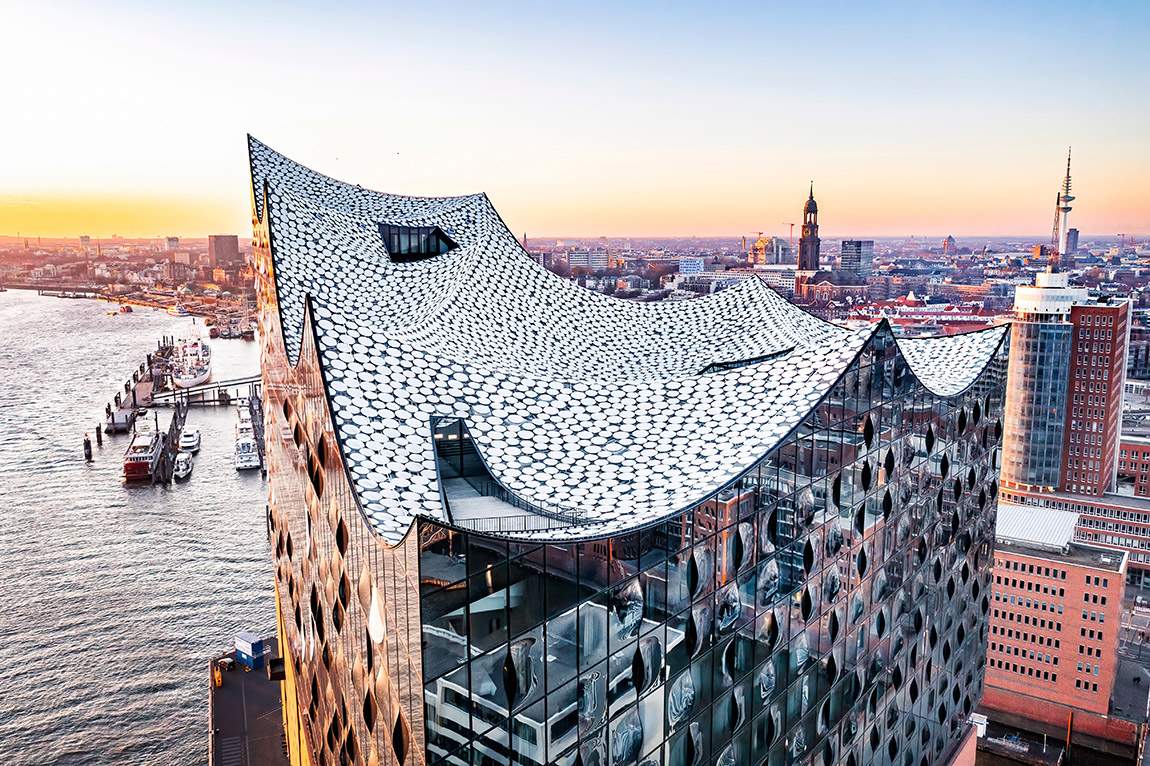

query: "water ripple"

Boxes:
[0, 291, 273, 765]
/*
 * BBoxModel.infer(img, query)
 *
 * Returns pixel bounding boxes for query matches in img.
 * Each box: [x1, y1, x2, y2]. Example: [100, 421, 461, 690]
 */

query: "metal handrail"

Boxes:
[476, 479, 588, 525]
[456, 513, 571, 533]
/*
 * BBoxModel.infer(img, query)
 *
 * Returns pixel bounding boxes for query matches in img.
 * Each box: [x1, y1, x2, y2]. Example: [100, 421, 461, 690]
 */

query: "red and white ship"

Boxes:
[122, 423, 161, 482]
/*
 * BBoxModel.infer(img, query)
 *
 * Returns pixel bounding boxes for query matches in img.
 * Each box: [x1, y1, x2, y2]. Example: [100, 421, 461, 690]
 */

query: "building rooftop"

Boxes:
[1018, 487, 1150, 514]
[996, 503, 1126, 571]
[995, 502, 1080, 551]
[249, 137, 1010, 544]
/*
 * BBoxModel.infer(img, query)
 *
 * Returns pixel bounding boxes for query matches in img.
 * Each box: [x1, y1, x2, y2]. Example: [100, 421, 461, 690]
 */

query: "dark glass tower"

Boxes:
[249, 138, 1011, 766]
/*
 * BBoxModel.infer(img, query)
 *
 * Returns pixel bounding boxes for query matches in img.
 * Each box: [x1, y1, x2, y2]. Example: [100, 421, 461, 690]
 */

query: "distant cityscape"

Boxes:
[3, 225, 1147, 335]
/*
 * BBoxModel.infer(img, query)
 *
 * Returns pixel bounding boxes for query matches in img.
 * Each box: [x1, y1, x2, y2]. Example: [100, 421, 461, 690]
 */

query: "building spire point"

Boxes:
[1063, 146, 1073, 195]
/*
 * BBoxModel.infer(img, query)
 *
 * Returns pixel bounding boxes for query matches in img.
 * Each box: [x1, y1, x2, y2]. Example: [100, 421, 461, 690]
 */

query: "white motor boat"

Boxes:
[235, 437, 261, 470]
[173, 451, 194, 480]
[178, 428, 201, 453]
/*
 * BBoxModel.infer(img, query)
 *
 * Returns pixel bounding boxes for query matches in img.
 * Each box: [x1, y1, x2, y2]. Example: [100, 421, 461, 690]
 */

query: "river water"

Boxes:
[0, 290, 274, 765]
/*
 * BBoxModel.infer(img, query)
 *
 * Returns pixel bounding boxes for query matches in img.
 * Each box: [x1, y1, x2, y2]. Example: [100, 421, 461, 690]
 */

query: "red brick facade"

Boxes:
[1118, 437, 1150, 498]
[985, 548, 1124, 718]
[980, 686, 1139, 750]
[1060, 303, 1128, 496]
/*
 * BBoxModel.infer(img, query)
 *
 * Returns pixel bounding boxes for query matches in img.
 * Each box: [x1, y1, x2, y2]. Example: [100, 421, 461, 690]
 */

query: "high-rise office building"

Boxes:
[1001, 272, 1130, 497]
[208, 234, 242, 268]
[797, 186, 820, 272]
[840, 241, 874, 279]
[1065, 228, 1080, 255]
[249, 138, 1010, 766]
[164, 236, 180, 251]
[1060, 300, 1129, 496]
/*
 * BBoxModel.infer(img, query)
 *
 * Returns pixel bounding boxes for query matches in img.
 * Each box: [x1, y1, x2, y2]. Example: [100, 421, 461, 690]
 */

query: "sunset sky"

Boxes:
[1, 0, 1147, 239]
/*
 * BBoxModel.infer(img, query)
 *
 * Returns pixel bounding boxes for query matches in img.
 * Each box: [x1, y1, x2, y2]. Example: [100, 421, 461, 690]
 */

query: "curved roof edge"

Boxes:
[417, 318, 1010, 543]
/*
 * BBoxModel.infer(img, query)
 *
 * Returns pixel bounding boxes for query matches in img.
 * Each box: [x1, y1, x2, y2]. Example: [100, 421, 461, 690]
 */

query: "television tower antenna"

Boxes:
[1054, 147, 1074, 258]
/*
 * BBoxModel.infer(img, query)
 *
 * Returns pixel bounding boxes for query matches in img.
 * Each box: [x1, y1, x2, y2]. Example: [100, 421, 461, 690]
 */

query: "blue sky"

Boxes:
[1, 0, 1147, 237]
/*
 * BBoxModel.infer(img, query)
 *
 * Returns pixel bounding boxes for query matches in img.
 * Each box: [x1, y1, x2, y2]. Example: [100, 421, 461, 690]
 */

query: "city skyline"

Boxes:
[1, 0, 1148, 238]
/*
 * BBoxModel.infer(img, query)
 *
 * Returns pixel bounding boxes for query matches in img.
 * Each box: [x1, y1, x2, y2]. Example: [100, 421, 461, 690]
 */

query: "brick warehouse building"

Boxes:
[248, 138, 1010, 766]
[980, 503, 1139, 758]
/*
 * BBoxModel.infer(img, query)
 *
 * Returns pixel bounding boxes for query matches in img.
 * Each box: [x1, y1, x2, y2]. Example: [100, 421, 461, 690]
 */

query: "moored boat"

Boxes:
[236, 416, 255, 441]
[123, 424, 161, 482]
[178, 428, 201, 453]
[167, 303, 190, 317]
[173, 451, 194, 480]
[172, 338, 212, 388]
[234, 437, 260, 470]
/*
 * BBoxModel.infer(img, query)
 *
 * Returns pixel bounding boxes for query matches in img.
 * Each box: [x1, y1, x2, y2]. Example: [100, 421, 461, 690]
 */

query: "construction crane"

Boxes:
[783, 223, 797, 248]
[1118, 234, 1137, 255]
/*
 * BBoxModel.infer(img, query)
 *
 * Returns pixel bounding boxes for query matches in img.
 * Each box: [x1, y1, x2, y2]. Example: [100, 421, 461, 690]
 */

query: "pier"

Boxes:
[104, 337, 175, 433]
[152, 400, 189, 483]
[150, 375, 261, 407]
[0, 282, 105, 297]
[248, 393, 267, 471]
[207, 637, 286, 766]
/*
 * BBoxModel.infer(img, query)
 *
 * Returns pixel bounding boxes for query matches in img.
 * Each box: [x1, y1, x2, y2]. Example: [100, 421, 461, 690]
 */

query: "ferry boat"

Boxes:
[172, 338, 212, 388]
[234, 437, 261, 470]
[119, 304, 133, 313]
[122, 424, 161, 482]
[178, 428, 201, 453]
[236, 416, 255, 441]
[167, 303, 190, 317]
[173, 451, 194, 480]
[234, 403, 260, 470]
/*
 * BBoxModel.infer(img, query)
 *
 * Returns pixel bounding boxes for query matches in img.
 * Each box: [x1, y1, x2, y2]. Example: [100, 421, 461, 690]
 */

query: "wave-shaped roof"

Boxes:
[249, 137, 1009, 543]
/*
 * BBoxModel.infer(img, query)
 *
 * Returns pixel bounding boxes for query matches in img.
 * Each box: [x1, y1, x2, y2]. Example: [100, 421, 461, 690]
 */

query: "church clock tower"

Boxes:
[798, 183, 820, 272]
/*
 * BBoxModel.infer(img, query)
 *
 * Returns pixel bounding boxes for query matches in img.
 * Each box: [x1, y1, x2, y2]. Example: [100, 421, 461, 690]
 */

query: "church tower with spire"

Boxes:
[798, 183, 821, 272]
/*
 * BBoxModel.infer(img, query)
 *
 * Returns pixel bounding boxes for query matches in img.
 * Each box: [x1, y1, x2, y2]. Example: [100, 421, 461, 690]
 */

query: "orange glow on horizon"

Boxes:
[1, 152, 1146, 240]
[0, 193, 240, 240]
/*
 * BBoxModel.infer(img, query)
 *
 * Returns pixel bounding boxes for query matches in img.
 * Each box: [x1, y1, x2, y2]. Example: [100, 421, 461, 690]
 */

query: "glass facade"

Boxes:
[1002, 319, 1071, 489]
[251, 141, 1011, 766]
[418, 326, 1010, 766]
[377, 223, 457, 263]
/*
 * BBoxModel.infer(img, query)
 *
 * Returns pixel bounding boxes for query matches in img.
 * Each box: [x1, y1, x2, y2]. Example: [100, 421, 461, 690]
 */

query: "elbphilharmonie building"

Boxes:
[249, 137, 1010, 766]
